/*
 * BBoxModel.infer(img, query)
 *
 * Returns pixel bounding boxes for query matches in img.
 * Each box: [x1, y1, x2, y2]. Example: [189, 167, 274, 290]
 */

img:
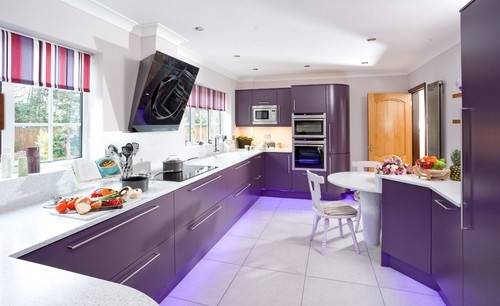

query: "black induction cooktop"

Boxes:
[152, 165, 217, 182]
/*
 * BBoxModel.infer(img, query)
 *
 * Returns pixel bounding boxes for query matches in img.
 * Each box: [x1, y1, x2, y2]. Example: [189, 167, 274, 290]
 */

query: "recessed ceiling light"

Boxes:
[252, 68, 259, 71]
[361, 61, 369, 65]
[367, 37, 377, 42]
[233, 54, 241, 58]
[194, 26, 205, 31]
[304, 64, 311, 68]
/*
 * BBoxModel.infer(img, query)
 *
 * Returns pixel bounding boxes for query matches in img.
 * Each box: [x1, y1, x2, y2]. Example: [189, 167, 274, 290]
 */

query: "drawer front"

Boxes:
[175, 203, 227, 278]
[174, 172, 230, 231]
[114, 237, 175, 303]
[21, 193, 174, 280]
[292, 170, 327, 193]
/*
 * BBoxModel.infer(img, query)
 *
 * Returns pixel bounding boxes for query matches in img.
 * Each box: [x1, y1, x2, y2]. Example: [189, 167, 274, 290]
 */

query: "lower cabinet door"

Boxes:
[292, 170, 327, 193]
[114, 237, 175, 303]
[175, 203, 226, 278]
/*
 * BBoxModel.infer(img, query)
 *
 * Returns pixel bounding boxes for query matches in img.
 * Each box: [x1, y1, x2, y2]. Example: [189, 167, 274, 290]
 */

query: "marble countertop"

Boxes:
[0, 150, 262, 306]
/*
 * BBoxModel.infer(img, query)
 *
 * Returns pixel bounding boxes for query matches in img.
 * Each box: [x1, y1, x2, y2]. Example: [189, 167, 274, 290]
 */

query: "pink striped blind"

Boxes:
[187, 84, 227, 111]
[0, 28, 91, 92]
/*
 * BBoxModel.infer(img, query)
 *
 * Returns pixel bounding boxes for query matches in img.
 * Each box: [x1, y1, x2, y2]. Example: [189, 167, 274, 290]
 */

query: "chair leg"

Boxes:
[356, 205, 362, 232]
[322, 218, 330, 249]
[338, 219, 344, 238]
[347, 218, 360, 254]
[310, 215, 321, 241]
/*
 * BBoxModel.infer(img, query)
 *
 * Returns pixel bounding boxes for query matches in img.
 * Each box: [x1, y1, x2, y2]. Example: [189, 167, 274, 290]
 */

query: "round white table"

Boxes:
[327, 172, 382, 246]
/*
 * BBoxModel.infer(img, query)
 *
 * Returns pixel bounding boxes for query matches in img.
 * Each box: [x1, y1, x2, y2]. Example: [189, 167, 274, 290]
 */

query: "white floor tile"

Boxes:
[381, 288, 446, 306]
[278, 198, 311, 210]
[311, 225, 368, 253]
[169, 259, 239, 306]
[302, 277, 384, 306]
[219, 267, 304, 306]
[160, 297, 205, 306]
[204, 234, 257, 265]
[307, 247, 378, 286]
[252, 196, 281, 211]
[240, 207, 275, 222]
[227, 217, 268, 239]
[368, 248, 438, 296]
[259, 220, 312, 245]
[244, 239, 309, 274]
[272, 207, 315, 224]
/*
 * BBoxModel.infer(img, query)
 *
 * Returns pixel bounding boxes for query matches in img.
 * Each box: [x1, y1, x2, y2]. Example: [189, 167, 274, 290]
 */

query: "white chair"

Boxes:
[350, 160, 381, 232]
[307, 171, 360, 253]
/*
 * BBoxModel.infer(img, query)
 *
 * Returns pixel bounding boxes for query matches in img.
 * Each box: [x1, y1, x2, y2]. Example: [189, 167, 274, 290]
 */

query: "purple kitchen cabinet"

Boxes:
[327, 85, 350, 154]
[432, 193, 462, 306]
[21, 193, 175, 281]
[113, 237, 175, 303]
[381, 180, 432, 274]
[326, 153, 350, 198]
[277, 88, 292, 126]
[252, 88, 277, 105]
[174, 172, 234, 232]
[291, 85, 327, 114]
[235, 90, 253, 126]
[461, 1, 500, 305]
[264, 152, 292, 191]
[292, 170, 327, 194]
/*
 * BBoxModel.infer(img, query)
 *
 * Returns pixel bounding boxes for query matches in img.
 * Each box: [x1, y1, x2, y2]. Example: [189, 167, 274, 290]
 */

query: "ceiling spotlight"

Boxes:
[252, 68, 259, 71]
[304, 64, 311, 68]
[361, 61, 369, 65]
[233, 54, 241, 58]
[367, 37, 377, 42]
[194, 26, 205, 31]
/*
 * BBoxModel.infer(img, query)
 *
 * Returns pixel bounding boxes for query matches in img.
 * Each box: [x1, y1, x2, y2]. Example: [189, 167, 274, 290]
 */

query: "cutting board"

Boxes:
[50, 209, 114, 221]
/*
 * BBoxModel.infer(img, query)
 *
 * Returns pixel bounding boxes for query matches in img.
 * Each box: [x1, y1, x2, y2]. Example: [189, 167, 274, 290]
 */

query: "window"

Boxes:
[183, 106, 224, 144]
[3, 83, 83, 162]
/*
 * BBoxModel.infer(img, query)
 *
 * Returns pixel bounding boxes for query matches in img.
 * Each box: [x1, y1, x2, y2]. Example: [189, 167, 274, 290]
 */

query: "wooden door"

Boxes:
[368, 93, 413, 164]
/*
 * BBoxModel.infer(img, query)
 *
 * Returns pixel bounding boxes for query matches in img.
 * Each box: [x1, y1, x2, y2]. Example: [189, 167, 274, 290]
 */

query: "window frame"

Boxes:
[0, 82, 87, 166]
[183, 106, 224, 145]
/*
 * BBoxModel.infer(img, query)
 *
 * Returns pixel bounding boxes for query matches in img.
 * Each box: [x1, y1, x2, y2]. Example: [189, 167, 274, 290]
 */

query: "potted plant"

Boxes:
[236, 136, 253, 149]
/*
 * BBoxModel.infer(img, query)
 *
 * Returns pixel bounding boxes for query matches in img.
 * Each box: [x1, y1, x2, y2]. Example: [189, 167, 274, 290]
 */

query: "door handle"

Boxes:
[462, 107, 473, 230]
[235, 183, 252, 197]
[234, 161, 251, 170]
[120, 252, 161, 284]
[434, 199, 457, 211]
[287, 155, 291, 173]
[189, 205, 222, 231]
[189, 175, 223, 192]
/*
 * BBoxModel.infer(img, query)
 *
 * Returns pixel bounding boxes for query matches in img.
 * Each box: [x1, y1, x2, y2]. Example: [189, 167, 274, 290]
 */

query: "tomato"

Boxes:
[66, 198, 77, 210]
[101, 188, 113, 196]
[55, 201, 68, 214]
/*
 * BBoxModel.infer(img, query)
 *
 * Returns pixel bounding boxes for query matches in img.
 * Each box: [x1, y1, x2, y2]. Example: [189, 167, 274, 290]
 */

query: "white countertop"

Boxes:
[327, 172, 461, 207]
[0, 150, 262, 306]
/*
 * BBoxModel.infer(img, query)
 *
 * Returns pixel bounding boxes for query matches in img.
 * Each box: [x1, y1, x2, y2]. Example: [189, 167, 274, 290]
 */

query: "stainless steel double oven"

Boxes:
[292, 114, 327, 171]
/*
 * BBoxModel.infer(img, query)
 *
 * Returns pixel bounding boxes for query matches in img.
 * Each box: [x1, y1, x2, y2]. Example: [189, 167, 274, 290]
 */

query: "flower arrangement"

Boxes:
[376, 155, 412, 175]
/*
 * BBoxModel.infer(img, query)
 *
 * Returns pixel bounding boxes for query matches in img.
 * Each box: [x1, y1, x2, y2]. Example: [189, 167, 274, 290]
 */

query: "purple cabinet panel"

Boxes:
[21, 193, 174, 281]
[235, 90, 252, 126]
[292, 170, 327, 194]
[381, 180, 432, 274]
[326, 153, 350, 198]
[291, 85, 327, 114]
[277, 88, 292, 126]
[327, 85, 350, 154]
[264, 152, 292, 190]
[252, 89, 277, 105]
[114, 237, 175, 303]
[174, 172, 233, 232]
[461, 1, 500, 305]
[431, 193, 462, 306]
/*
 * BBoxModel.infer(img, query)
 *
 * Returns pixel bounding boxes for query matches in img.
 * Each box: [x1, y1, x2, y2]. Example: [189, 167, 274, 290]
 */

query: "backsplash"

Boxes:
[233, 127, 292, 149]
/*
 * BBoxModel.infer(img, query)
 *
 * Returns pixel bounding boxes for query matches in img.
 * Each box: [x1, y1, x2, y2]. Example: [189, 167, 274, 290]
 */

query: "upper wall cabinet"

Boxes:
[235, 88, 292, 127]
[291, 85, 327, 114]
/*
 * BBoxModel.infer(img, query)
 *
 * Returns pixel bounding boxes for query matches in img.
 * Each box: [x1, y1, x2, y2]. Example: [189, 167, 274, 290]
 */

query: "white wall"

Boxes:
[236, 75, 409, 161]
[409, 44, 462, 159]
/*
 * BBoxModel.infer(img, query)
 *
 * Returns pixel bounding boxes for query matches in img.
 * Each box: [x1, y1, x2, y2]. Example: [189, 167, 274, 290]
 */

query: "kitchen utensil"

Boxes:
[96, 158, 120, 177]
[163, 155, 184, 173]
[122, 175, 149, 192]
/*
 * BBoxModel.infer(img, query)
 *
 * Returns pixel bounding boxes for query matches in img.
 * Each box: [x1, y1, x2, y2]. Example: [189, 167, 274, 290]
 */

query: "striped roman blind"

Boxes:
[187, 84, 227, 111]
[0, 28, 91, 92]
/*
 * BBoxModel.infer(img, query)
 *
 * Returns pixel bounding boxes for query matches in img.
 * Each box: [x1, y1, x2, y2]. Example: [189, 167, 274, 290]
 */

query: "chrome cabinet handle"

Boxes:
[329, 155, 332, 173]
[254, 175, 262, 181]
[462, 107, 473, 230]
[293, 99, 296, 111]
[189, 175, 223, 192]
[277, 104, 280, 124]
[67, 205, 160, 250]
[434, 199, 456, 211]
[235, 183, 252, 197]
[234, 161, 251, 170]
[189, 205, 222, 231]
[328, 123, 332, 149]
[254, 155, 262, 159]
[258, 101, 270, 104]
[287, 155, 291, 173]
[120, 252, 161, 284]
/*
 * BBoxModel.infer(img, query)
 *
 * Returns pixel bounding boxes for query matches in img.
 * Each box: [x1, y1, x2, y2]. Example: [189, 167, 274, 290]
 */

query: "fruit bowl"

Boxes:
[414, 166, 450, 180]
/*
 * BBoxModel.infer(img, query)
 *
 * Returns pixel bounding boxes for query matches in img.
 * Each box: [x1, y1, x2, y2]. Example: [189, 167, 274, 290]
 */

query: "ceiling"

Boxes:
[89, 0, 469, 80]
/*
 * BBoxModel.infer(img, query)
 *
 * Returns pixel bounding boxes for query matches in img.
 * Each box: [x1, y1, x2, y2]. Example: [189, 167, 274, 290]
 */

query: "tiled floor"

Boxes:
[161, 197, 445, 306]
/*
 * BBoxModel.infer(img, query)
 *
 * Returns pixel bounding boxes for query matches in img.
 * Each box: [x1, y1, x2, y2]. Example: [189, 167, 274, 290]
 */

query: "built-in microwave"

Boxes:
[252, 105, 278, 125]
[292, 139, 327, 171]
[292, 114, 326, 139]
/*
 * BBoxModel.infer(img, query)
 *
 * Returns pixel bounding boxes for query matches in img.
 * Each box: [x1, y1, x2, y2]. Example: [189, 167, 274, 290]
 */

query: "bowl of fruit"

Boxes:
[414, 156, 450, 180]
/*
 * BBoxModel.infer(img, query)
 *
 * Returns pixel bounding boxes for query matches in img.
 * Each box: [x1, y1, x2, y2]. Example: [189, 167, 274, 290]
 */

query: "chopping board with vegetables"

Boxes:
[50, 187, 143, 221]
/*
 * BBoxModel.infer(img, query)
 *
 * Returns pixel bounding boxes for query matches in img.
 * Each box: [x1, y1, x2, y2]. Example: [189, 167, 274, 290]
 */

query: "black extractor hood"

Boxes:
[128, 51, 199, 132]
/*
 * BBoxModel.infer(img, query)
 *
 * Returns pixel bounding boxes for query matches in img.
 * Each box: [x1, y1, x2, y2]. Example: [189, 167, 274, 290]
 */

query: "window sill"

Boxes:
[0, 159, 76, 183]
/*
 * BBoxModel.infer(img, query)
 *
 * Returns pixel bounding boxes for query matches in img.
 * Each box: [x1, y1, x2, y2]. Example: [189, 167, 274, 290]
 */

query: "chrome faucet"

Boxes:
[214, 135, 226, 153]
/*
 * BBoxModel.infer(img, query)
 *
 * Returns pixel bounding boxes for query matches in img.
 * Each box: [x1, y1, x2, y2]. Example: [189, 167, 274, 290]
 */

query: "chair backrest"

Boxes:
[351, 160, 381, 172]
[306, 170, 323, 211]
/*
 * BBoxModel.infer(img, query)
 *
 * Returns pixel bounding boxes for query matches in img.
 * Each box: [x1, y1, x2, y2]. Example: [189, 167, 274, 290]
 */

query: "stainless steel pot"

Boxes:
[163, 156, 184, 173]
